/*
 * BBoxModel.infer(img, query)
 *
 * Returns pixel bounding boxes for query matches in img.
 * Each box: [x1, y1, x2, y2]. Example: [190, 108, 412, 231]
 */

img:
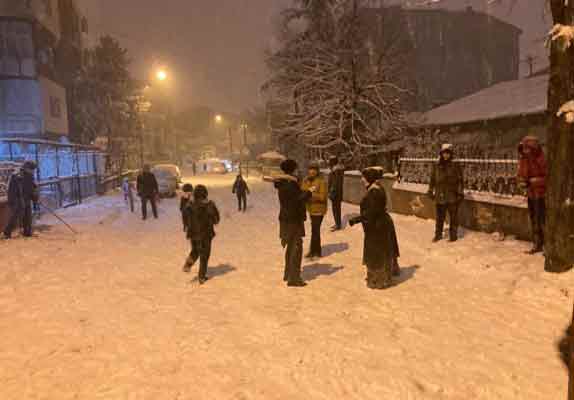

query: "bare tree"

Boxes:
[263, 0, 412, 165]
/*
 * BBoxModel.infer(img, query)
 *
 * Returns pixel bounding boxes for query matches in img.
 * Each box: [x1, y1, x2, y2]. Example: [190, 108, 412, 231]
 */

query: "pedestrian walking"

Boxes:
[517, 135, 547, 254]
[274, 159, 312, 287]
[427, 144, 464, 242]
[136, 165, 159, 220]
[328, 156, 345, 231]
[122, 177, 135, 213]
[301, 162, 328, 258]
[232, 174, 250, 212]
[180, 183, 194, 231]
[3, 161, 39, 239]
[182, 185, 220, 284]
[349, 167, 400, 289]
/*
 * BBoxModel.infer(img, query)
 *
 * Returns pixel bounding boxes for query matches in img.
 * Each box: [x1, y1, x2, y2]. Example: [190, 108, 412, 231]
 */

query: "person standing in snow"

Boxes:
[3, 161, 39, 239]
[328, 156, 345, 231]
[232, 174, 250, 212]
[349, 167, 400, 289]
[301, 162, 328, 258]
[182, 184, 220, 284]
[122, 177, 135, 213]
[517, 135, 547, 254]
[180, 183, 194, 231]
[274, 159, 312, 287]
[136, 165, 159, 220]
[427, 144, 464, 242]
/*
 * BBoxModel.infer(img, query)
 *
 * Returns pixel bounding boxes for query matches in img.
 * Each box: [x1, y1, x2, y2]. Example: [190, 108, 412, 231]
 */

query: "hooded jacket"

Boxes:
[517, 136, 546, 199]
[428, 149, 464, 205]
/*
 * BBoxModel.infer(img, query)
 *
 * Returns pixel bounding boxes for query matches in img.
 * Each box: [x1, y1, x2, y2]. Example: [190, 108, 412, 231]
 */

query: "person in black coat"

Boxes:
[136, 165, 159, 220]
[182, 185, 220, 284]
[232, 174, 250, 212]
[3, 161, 38, 239]
[180, 183, 194, 231]
[274, 159, 312, 287]
[349, 167, 400, 289]
[328, 156, 345, 231]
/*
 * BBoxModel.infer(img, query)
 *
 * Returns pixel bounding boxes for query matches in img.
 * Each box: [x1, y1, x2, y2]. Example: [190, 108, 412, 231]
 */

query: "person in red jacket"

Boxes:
[517, 136, 547, 254]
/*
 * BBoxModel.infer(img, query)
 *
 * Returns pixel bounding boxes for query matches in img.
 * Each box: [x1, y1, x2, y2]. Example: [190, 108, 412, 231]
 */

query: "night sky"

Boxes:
[83, 0, 548, 113]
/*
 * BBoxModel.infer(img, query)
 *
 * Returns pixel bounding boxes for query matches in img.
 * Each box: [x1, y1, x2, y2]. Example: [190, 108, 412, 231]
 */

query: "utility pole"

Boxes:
[242, 123, 249, 177]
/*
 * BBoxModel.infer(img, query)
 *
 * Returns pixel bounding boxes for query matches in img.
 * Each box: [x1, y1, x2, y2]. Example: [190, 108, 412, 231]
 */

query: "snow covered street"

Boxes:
[1, 174, 572, 400]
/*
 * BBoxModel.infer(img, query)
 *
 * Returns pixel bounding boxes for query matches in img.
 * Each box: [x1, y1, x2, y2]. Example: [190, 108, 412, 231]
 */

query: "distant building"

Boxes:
[365, 6, 522, 111]
[0, 0, 88, 140]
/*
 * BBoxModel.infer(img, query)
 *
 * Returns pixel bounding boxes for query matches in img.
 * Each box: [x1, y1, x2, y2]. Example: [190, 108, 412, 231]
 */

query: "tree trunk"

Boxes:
[546, 1, 574, 274]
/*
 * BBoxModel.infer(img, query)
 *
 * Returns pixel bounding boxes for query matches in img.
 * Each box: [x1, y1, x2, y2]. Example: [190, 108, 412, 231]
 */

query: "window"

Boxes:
[50, 96, 62, 118]
[0, 21, 35, 78]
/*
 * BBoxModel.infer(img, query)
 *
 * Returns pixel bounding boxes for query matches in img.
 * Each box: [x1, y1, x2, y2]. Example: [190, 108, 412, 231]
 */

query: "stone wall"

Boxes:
[341, 171, 532, 241]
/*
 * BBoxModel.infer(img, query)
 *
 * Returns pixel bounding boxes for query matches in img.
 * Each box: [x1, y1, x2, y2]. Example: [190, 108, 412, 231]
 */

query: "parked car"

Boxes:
[151, 164, 181, 197]
[196, 158, 228, 174]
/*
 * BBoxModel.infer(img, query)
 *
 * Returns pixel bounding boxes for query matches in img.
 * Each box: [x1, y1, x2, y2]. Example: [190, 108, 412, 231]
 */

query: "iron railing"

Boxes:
[398, 155, 526, 197]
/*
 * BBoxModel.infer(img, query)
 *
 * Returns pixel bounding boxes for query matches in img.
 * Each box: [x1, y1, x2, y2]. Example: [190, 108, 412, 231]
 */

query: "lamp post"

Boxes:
[240, 123, 248, 177]
[215, 114, 234, 167]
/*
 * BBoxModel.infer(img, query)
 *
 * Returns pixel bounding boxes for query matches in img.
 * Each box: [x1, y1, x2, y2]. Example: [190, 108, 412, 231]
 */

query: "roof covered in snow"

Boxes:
[257, 151, 286, 161]
[415, 74, 548, 127]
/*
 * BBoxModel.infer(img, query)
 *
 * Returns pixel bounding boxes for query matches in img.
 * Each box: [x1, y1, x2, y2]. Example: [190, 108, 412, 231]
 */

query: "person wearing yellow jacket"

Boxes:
[301, 162, 328, 258]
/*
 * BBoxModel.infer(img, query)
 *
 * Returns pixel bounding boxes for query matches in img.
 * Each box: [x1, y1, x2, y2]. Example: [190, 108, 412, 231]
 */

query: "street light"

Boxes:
[156, 69, 167, 82]
[215, 114, 223, 124]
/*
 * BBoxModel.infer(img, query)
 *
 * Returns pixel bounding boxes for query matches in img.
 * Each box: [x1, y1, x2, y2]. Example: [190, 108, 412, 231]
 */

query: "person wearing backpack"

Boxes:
[182, 185, 220, 284]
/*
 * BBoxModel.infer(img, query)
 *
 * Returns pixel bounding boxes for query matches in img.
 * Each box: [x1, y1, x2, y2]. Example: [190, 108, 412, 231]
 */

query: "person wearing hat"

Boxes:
[182, 184, 220, 284]
[427, 144, 464, 242]
[328, 156, 345, 231]
[136, 165, 160, 221]
[3, 161, 39, 239]
[349, 167, 400, 289]
[517, 135, 547, 254]
[274, 159, 313, 287]
[301, 162, 328, 258]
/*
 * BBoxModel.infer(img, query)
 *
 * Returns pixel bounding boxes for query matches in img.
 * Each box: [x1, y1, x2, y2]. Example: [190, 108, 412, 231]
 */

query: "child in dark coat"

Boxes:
[182, 185, 220, 284]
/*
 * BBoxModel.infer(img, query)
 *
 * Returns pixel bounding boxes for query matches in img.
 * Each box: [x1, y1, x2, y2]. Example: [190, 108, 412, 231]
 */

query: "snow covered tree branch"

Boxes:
[263, 0, 412, 164]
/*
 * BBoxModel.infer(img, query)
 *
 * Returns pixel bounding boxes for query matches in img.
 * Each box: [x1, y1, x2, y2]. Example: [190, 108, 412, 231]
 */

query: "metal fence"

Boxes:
[398, 155, 526, 197]
[0, 138, 128, 209]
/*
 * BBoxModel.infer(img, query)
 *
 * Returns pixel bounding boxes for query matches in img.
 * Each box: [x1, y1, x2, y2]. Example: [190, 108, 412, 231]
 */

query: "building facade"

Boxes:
[0, 0, 87, 141]
[365, 6, 522, 112]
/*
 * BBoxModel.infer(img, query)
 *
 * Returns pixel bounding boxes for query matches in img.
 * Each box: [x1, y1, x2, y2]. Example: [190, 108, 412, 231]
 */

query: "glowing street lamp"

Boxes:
[156, 69, 167, 82]
[215, 114, 223, 124]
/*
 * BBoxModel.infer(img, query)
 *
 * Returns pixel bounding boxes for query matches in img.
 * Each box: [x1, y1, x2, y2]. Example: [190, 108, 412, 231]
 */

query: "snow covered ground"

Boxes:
[1, 173, 572, 400]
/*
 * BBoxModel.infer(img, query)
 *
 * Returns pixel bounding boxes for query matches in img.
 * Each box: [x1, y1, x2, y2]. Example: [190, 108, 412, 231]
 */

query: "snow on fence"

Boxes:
[398, 156, 526, 197]
[0, 138, 130, 209]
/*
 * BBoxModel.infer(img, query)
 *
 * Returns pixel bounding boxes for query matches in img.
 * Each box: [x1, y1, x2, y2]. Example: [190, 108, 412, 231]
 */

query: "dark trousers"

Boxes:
[331, 200, 342, 228]
[188, 238, 212, 279]
[284, 237, 303, 283]
[528, 198, 545, 248]
[141, 196, 158, 219]
[309, 215, 324, 256]
[237, 193, 247, 211]
[435, 202, 459, 239]
[4, 203, 33, 237]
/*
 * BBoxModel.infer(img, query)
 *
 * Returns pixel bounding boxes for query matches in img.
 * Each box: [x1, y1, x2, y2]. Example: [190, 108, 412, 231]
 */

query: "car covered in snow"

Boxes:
[151, 164, 181, 197]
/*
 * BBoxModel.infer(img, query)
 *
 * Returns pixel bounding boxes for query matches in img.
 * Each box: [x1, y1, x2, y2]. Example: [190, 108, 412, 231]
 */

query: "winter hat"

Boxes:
[280, 159, 298, 174]
[182, 183, 194, 193]
[440, 143, 453, 153]
[193, 185, 208, 200]
[361, 166, 383, 184]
